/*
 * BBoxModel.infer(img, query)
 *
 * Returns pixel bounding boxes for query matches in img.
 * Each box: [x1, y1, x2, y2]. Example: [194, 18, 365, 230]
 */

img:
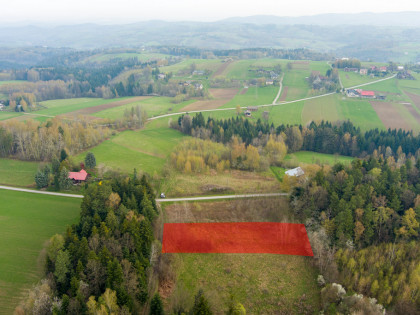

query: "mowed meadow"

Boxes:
[161, 198, 320, 314]
[0, 190, 81, 313]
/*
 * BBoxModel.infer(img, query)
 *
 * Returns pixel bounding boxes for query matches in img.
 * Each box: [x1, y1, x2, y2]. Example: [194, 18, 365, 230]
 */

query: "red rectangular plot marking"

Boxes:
[162, 222, 313, 256]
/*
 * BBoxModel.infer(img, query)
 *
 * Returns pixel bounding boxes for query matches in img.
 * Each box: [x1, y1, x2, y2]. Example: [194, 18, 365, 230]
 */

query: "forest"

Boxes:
[178, 114, 420, 159]
[292, 157, 420, 311]
[17, 175, 159, 313]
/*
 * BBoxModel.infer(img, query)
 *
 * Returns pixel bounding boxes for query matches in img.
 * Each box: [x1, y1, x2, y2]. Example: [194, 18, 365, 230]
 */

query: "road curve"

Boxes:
[0, 185, 84, 198]
[156, 193, 288, 203]
[147, 73, 397, 122]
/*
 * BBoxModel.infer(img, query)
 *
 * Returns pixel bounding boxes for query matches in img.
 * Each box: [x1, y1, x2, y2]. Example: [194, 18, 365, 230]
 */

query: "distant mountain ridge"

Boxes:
[220, 12, 420, 27]
[0, 12, 419, 62]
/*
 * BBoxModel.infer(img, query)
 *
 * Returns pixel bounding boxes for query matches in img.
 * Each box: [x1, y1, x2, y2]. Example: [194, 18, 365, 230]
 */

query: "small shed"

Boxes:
[285, 167, 305, 177]
[68, 169, 88, 183]
[244, 110, 251, 117]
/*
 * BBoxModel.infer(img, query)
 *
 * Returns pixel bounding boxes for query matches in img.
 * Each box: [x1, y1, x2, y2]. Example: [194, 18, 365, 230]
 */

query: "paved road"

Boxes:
[0, 185, 84, 198]
[156, 193, 288, 202]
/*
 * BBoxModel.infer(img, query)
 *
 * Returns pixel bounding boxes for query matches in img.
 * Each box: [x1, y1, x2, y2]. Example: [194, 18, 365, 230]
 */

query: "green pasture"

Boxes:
[160, 59, 222, 74]
[286, 151, 354, 166]
[0, 111, 21, 121]
[37, 97, 130, 116]
[221, 86, 278, 108]
[360, 78, 401, 94]
[94, 97, 196, 119]
[0, 190, 80, 313]
[301, 94, 341, 125]
[0, 80, 27, 86]
[339, 71, 384, 88]
[339, 99, 385, 131]
[0, 158, 39, 187]
[75, 118, 186, 175]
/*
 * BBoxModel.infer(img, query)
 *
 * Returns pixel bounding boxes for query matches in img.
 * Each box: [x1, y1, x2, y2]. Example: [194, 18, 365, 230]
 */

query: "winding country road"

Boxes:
[0, 185, 287, 201]
[148, 74, 397, 121]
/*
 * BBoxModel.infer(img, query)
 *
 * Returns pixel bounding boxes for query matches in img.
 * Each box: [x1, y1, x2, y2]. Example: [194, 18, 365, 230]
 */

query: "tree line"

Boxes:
[175, 114, 420, 160]
[0, 118, 110, 161]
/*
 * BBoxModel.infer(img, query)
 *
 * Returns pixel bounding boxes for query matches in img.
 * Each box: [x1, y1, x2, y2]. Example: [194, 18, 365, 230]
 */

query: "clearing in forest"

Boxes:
[161, 198, 320, 314]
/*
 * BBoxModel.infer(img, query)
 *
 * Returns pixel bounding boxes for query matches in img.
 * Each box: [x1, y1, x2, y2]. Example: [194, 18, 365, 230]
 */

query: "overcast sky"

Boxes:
[2, 0, 420, 24]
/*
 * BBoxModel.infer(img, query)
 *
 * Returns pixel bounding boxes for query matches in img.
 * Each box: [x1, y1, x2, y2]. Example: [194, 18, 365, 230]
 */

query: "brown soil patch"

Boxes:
[181, 88, 238, 111]
[370, 101, 408, 130]
[406, 92, 420, 111]
[404, 104, 420, 124]
[212, 60, 233, 77]
[60, 96, 151, 118]
[279, 86, 289, 102]
[164, 197, 292, 224]
[240, 88, 248, 94]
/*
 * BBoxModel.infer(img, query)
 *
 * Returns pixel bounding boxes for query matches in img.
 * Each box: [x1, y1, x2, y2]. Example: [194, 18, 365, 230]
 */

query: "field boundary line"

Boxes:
[156, 193, 288, 202]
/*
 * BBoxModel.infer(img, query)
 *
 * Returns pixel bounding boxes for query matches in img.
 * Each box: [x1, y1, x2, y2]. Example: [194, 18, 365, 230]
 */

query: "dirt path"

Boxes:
[59, 96, 151, 118]
[211, 60, 233, 78]
[181, 88, 238, 111]
[240, 88, 248, 94]
[272, 74, 284, 105]
[370, 101, 408, 130]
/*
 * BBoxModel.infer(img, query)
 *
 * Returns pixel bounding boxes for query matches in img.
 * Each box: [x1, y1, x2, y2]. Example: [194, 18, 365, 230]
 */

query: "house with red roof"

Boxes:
[360, 90, 375, 98]
[68, 169, 88, 184]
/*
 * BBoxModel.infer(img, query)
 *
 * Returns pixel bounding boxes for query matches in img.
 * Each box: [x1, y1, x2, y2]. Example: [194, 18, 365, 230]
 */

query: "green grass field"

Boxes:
[75, 118, 187, 175]
[160, 59, 222, 75]
[286, 151, 354, 165]
[163, 199, 320, 314]
[0, 111, 21, 121]
[360, 78, 401, 94]
[339, 99, 385, 131]
[37, 97, 132, 116]
[0, 158, 39, 187]
[94, 97, 196, 119]
[221, 86, 278, 108]
[0, 190, 81, 313]
[339, 71, 383, 88]
[0, 80, 27, 86]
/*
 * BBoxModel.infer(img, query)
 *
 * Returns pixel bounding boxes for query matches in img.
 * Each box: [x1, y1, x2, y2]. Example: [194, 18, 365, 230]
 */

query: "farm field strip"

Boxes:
[180, 88, 238, 111]
[162, 222, 313, 256]
[369, 101, 413, 131]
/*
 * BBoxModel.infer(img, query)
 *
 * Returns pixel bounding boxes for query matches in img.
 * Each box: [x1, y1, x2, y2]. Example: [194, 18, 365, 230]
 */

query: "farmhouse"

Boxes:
[266, 80, 274, 85]
[247, 106, 258, 112]
[359, 68, 368, 75]
[157, 73, 166, 80]
[379, 66, 387, 72]
[0, 103, 4, 111]
[285, 167, 305, 177]
[68, 169, 88, 184]
[346, 89, 360, 97]
[358, 90, 375, 98]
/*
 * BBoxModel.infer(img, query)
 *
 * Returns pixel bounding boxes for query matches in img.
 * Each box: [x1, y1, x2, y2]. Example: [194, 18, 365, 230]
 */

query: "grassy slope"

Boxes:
[74, 118, 187, 175]
[0, 158, 39, 187]
[0, 112, 21, 121]
[221, 86, 278, 108]
[164, 199, 320, 314]
[94, 97, 196, 119]
[37, 98, 130, 116]
[286, 151, 354, 165]
[0, 190, 80, 313]
[339, 71, 384, 88]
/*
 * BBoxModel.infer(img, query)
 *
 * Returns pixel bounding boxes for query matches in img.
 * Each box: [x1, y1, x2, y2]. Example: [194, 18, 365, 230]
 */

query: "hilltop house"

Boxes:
[357, 89, 375, 98]
[68, 169, 88, 184]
